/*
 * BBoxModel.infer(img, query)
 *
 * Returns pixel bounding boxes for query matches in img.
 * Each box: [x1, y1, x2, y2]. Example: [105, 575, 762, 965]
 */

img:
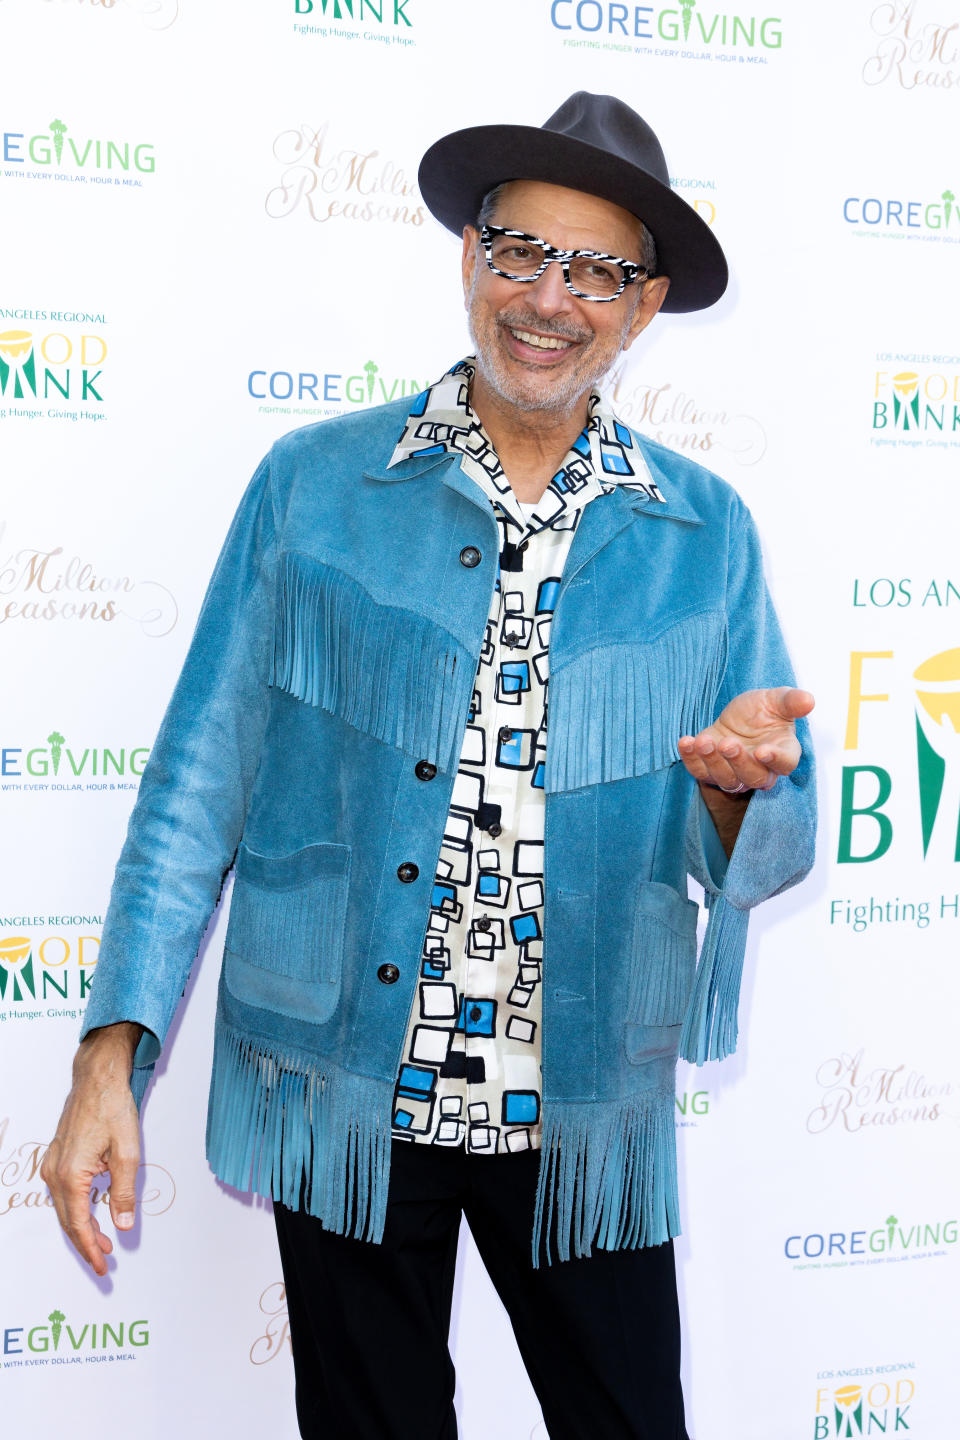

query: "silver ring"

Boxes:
[718, 781, 749, 795]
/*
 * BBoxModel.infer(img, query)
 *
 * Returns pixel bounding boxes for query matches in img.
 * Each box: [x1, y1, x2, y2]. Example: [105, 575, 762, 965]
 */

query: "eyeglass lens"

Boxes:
[488, 234, 626, 298]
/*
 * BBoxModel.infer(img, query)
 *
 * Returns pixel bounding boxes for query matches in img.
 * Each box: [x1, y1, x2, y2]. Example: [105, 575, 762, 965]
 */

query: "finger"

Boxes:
[63, 1179, 112, 1276]
[753, 735, 802, 775]
[91, 1214, 114, 1256]
[107, 1137, 140, 1233]
[717, 739, 784, 790]
[681, 736, 742, 791]
[768, 687, 815, 721]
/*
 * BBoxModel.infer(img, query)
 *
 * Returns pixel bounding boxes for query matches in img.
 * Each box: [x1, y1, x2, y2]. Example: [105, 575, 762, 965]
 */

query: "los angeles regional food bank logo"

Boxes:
[813, 1370, 916, 1436]
[871, 358, 960, 449]
[0, 924, 100, 1009]
[0, 313, 107, 419]
[839, 648, 960, 863]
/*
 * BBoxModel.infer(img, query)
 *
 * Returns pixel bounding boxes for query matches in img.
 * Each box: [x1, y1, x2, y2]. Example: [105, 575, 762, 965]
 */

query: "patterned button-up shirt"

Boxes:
[387, 358, 663, 1154]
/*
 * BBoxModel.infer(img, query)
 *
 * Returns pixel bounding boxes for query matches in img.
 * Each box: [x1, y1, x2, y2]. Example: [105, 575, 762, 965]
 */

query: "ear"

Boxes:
[462, 226, 480, 310]
[621, 275, 670, 352]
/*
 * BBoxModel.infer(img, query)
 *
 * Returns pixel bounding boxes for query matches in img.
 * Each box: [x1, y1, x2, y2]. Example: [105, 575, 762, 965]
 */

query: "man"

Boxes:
[43, 94, 815, 1439]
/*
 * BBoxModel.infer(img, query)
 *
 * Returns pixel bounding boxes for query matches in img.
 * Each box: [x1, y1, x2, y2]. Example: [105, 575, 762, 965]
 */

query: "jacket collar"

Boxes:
[364, 442, 705, 529]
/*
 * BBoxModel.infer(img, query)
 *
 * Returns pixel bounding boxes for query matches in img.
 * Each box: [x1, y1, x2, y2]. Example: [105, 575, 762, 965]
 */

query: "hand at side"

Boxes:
[40, 1021, 143, 1277]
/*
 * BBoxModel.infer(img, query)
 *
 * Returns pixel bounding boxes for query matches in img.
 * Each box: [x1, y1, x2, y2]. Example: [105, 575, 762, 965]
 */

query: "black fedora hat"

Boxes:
[418, 91, 727, 314]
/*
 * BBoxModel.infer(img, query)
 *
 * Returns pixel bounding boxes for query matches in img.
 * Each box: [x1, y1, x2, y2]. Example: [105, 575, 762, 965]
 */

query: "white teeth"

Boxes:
[510, 328, 573, 351]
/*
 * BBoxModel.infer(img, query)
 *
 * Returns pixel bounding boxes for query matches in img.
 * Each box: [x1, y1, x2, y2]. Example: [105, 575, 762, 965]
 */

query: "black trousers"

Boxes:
[274, 1139, 689, 1440]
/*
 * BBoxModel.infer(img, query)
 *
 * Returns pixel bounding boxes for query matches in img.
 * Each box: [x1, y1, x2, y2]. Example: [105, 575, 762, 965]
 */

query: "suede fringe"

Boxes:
[271, 551, 476, 774]
[228, 882, 345, 984]
[205, 1025, 392, 1242]
[629, 921, 696, 1027]
[531, 1088, 679, 1267]
[544, 612, 727, 792]
[679, 894, 750, 1065]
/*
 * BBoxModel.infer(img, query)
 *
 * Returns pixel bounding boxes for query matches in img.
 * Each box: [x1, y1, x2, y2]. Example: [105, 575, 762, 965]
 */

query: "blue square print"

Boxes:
[510, 912, 541, 944]
[502, 1091, 540, 1125]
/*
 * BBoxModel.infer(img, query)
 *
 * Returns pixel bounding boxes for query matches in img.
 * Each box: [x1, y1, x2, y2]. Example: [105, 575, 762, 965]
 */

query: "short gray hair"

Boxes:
[476, 182, 658, 276]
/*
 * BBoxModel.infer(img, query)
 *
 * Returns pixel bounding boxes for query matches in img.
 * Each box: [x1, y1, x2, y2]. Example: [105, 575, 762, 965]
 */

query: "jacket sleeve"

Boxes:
[681, 496, 816, 1064]
[79, 457, 278, 1095]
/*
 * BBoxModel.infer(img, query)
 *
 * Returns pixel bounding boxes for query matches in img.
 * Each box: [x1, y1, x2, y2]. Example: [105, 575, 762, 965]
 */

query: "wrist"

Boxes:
[75, 1022, 143, 1078]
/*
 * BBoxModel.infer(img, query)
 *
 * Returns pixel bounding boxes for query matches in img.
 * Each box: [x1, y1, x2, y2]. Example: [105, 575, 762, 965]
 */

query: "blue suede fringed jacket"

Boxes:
[81, 396, 816, 1264]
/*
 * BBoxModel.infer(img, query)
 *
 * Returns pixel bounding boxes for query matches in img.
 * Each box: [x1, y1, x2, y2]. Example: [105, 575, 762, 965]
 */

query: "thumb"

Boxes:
[108, 1137, 140, 1232]
[769, 686, 815, 721]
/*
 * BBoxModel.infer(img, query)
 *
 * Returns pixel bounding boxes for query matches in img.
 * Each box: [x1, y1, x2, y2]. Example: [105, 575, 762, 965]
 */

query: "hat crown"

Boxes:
[541, 92, 670, 189]
[417, 92, 728, 312]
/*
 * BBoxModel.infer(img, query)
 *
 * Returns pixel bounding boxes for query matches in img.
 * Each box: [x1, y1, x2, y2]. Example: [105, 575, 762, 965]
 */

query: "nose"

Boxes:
[525, 258, 577, 316]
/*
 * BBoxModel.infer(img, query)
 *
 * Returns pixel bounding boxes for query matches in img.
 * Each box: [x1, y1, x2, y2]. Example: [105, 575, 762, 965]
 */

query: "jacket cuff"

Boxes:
[681, 744, 816, 1065]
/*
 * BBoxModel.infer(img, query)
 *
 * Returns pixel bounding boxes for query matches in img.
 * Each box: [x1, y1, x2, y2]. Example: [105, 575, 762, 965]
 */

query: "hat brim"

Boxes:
[418, 124, 727, 314]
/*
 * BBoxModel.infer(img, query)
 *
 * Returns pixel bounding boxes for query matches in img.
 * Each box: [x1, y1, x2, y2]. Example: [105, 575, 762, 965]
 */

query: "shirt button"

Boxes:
[503, 631, 522, 648]
[498, 727, 514, 744]
[397, 862, 419, 883]
[414, 760, 437, 781]
[475, 916, 492, 932]
[377, 963, 400, 985]
[459, 546, 481, 568]
[487, 822, 502, 837]
[469, 1005, 483, 1022]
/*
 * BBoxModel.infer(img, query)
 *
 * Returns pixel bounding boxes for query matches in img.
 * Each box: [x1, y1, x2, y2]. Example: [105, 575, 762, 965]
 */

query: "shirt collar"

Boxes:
[387, 357, 665, 539]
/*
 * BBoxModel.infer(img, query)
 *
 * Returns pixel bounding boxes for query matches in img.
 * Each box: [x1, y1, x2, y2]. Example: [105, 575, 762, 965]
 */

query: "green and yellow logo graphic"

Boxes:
[0, 930, 100, 1007]
[914, 648, 960, 858]
[839, 647, 960, 863]
[872, 363, 960, 439]
[813, 1376, 914, 1436]
[0, 937, 34, 1004]
[0, 329, 106, 404]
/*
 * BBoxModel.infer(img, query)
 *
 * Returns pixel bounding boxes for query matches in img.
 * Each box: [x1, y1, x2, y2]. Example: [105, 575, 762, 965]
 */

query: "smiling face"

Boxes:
[462, 180, 670, 423]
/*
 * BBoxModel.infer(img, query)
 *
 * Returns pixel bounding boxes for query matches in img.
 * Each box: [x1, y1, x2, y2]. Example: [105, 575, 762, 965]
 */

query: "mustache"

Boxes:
[497, 309, 592, 345]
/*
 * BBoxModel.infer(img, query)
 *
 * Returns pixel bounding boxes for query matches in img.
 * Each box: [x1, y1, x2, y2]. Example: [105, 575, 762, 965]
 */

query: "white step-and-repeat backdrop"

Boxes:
[2, 2, 958, 1436]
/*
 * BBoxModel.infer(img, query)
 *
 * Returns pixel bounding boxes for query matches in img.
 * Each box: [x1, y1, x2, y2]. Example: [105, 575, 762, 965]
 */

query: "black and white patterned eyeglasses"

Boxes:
[479, 225, 647, 302]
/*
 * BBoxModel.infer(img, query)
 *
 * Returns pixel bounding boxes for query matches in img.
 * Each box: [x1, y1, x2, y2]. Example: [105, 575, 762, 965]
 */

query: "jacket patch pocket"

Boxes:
[224, 841, 351, 1026]
[627, 882, 699, 1033]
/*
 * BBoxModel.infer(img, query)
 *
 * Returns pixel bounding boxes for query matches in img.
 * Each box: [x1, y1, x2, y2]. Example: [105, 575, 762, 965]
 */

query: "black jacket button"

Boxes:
[377, 963, 400, 984]
[415, 760, 437, 781]
[397, 861, 419, 883]
[459, 545, 481, 568]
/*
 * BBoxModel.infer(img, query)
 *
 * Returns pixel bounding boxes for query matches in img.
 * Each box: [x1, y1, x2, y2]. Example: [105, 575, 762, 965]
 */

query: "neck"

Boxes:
[468, 371, 590, 503]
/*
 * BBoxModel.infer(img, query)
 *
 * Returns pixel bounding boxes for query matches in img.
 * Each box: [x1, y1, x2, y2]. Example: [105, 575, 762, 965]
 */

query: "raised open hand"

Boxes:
[678, 686, 814, 794]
